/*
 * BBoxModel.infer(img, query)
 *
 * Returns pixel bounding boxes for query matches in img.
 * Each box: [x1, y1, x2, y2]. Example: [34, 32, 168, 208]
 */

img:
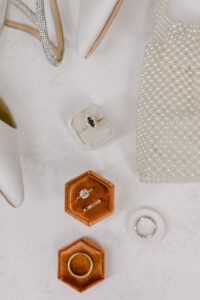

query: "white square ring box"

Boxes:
[69, 104, 113, 149]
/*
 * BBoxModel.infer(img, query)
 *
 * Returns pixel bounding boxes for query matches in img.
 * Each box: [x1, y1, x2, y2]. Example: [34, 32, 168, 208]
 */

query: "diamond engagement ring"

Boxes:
[76, 188, 94, 200]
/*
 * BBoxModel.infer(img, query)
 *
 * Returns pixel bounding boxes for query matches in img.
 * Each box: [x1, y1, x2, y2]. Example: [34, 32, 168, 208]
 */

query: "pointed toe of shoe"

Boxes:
[76, 42, 91, 58]
[0, 121, 24, 208]
[2, 182, 24, 208]
[5, 175, 24, 208]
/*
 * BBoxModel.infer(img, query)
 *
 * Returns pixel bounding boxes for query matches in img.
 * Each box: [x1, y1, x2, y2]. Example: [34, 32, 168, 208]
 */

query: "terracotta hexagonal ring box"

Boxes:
[65, 170, 114, 226]
[58, 238, 105, 292]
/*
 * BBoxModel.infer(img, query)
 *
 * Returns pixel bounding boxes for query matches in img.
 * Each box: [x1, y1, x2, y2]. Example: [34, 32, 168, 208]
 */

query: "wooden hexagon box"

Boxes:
[58, 238, 105, 292]
[65, 170, 114, 226]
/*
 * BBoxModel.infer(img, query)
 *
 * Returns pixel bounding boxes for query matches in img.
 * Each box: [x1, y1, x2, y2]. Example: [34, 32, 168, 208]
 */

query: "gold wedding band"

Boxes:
[83, 199, 102, 212]
[68, 252, 93, 279]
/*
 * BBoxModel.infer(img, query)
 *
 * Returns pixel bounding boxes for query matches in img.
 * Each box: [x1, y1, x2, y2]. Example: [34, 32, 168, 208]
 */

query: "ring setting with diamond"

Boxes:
[76, 188, 94, 200]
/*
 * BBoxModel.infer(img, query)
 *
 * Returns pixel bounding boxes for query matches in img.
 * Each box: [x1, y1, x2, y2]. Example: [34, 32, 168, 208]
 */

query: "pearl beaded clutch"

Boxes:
[137, 0, 200, 182]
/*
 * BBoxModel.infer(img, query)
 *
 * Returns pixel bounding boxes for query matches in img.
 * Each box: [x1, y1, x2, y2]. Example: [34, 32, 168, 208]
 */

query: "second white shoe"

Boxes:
[0, 99, 24, 208]
[76, 0, 123, 58]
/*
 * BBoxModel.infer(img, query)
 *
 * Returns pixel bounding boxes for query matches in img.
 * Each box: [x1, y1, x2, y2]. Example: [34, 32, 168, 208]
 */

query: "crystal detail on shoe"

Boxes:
[8, 0, 58, 66]
[137, 0, 200, 182]
[79, 189, 89, 199]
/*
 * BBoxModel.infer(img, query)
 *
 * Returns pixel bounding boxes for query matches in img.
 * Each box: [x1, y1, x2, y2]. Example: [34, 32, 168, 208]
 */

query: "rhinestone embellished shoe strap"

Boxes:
[5, 0, 63, 66]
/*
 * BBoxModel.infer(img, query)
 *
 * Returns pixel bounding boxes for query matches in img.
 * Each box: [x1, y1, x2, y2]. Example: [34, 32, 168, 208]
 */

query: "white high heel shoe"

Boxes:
[0, 99, 24, 208]
[1, 0, 64, 66]
[76, 0, 123, 58]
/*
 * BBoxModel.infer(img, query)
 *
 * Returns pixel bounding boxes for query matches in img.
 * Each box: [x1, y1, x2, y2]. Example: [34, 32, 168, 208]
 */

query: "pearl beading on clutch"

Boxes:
[137, 0, 200, 182]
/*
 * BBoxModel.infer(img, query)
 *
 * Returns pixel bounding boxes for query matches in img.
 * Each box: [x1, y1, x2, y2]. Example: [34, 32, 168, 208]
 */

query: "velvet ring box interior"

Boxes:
[65, 170, 114, 226]
[58, 238, 105, 292]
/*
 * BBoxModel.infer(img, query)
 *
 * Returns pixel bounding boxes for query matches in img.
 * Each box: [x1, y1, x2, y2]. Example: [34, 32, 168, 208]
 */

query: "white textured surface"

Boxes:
[0, 0, 200, 299]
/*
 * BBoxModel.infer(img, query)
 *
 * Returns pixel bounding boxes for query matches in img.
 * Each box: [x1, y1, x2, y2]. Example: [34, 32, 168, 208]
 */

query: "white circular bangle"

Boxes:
[68, 252, 93, 279]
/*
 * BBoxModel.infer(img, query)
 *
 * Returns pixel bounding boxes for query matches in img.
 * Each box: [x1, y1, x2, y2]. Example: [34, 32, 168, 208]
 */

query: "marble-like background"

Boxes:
[1, 0, 200, 299]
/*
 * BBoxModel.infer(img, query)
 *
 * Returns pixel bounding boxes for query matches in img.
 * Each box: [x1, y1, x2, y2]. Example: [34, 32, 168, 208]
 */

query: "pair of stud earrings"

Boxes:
[76, 187, 102, 212]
